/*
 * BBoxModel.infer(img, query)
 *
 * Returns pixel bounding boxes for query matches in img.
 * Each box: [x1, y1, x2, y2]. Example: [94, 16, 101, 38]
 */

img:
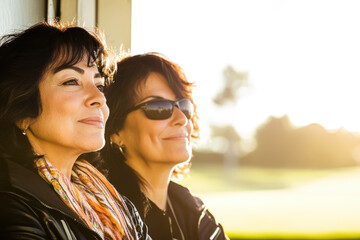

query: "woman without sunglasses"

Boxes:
[102, 53, 229, 240]
[0, 22, 150, 240]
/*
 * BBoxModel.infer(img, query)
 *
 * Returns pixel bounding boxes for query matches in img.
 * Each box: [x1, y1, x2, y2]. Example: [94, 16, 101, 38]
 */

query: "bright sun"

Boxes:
[132, 0, 360, 142]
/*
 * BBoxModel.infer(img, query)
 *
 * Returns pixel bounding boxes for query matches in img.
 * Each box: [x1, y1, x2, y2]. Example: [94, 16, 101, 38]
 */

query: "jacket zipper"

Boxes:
[197, 207, 207, 229]
[209, 226, 221, 240]
[60, 219, 73, 240]
[197, 207, 222, 240]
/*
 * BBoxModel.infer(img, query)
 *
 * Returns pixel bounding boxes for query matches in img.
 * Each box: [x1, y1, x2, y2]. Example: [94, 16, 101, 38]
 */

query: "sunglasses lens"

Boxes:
[140, 99, 194, 120]
[144, 101, 173, 120]
[178, 99, 194, 119]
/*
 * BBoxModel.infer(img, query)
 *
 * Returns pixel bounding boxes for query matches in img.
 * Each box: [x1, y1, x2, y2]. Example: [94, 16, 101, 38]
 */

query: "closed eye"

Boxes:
[62, 79, 79, 86]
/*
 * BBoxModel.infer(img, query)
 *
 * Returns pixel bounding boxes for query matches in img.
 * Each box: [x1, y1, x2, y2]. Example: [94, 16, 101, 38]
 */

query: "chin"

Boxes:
[172, 152, 191, 163]
[80, 139, 105, 152]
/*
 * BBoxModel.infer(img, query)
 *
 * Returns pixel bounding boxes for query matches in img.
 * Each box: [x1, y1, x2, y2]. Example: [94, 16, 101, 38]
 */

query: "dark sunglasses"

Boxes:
[128, 98, 194, 120]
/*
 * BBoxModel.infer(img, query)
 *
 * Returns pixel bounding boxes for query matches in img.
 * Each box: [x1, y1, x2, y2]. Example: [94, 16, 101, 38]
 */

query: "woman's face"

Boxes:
[26, 57, 109, 156]
[116, 72, 193, 166]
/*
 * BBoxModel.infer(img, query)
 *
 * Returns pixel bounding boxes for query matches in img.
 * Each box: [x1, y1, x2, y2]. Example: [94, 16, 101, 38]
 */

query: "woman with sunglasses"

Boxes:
[102, 53, 229, 240]
[0, 22, 149, 239]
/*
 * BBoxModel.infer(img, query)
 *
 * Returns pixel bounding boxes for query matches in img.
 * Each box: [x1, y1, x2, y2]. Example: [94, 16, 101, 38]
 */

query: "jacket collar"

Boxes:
[0, 158, 83, 221]
[168, 181, 205, 213]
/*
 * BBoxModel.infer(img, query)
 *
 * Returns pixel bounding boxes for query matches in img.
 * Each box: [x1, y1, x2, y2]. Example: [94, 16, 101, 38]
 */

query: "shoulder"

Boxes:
[0, 159, 51, 238]
[197, 207, 230, 240]
[0, 159, 100, 240]
[168, 181, 230, 240]
[168, 181, 205, 211]
[0, 191, 101, 240]
[0, 191, 49, 239]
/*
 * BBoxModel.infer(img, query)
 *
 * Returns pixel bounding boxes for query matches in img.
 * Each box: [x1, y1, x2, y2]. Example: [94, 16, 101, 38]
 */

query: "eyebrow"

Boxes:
[54, 65, 84, 74]
[53, 65, 102, 78]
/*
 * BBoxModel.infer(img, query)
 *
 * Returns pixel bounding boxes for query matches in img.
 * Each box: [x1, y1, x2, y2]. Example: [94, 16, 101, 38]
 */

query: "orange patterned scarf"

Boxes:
[36, 158, 138, 240]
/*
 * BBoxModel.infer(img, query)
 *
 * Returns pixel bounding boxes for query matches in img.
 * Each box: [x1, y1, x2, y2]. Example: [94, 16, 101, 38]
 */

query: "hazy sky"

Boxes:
[132, 0, 360, 149]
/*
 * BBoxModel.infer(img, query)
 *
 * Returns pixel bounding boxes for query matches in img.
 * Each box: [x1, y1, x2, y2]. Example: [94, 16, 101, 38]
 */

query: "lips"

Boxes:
[163, 133, 189, 141]
[78, 116, 104, 128]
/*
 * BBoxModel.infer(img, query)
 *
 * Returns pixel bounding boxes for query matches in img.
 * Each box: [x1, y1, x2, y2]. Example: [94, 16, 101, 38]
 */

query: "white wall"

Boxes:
[0, 0, 46, 36]
[98, 0, 132, 52]
[78, 0, 96, 27]
[60, 0, 96, 27]
[0, 0, 132, 52]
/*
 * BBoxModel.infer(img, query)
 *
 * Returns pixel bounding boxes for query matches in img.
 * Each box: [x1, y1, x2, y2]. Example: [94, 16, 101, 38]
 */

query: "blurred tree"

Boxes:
[211, 65, 248, 181]
[241, 115, 360, 168]
[211, 125, 242, 181]
[213, 65, 248, 105]
[211, 125, 242, 144]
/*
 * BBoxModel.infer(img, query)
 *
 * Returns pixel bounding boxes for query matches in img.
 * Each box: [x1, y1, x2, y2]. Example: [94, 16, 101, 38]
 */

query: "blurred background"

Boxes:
[2, 0, 360, 239]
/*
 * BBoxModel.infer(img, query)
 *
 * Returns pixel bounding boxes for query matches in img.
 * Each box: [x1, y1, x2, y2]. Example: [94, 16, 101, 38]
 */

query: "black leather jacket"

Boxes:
[0, 158, 150, 240]
[167, 181, 229, 240]
[115, 180, 229, 240]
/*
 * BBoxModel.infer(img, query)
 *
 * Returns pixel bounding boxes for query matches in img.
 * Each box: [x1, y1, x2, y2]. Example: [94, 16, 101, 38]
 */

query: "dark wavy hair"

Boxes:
[101, 52, 199, 217]
[0, 21, 115, 169]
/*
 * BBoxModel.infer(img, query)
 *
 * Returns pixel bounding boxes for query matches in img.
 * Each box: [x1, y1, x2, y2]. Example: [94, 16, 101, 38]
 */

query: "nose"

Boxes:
[85, 84, 106, 108]
[171, 106, 188, 126]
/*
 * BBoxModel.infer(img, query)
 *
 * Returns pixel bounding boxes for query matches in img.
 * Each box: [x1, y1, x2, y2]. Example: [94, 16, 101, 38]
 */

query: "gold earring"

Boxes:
[119, 145, 125, 155]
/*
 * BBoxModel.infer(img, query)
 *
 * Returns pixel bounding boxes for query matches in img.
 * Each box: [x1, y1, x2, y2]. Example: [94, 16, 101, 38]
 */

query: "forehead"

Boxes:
[46, 43, 97, 71]
[137, 72, 175, 98]
[46, 55, 97, 75]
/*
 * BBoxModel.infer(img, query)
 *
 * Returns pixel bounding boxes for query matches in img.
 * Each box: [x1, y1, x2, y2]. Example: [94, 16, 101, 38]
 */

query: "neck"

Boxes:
[127, 159, 174, 211]
[46, 154, 78, 179]
[27, 135, 80, 180]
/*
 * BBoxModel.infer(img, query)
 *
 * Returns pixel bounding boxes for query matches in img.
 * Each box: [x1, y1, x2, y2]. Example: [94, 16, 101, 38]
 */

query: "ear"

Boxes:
[110, 132, 124, 146]
[15, 118, 32, 131]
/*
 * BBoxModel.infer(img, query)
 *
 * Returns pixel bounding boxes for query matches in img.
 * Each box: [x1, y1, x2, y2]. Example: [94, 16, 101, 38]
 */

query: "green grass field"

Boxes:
[178, 163, 360, 239]
[180, 162, 346, 193]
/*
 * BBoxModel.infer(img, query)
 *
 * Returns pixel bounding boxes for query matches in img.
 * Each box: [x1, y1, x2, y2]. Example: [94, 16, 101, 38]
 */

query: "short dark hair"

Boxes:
[101, 53, 199, 217]
[0, 21, 115, 168]
[105, 52, 199, 142]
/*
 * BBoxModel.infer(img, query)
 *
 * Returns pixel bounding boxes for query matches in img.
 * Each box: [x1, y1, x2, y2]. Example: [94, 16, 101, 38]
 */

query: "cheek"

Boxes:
[121, 117, 144, 146]
[124, 117, 165, 148]
[38, 98, 60, 122]
[42, 92, 76, 118]
[149, 121, 169, 140]
[103, 105, 110, 122]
